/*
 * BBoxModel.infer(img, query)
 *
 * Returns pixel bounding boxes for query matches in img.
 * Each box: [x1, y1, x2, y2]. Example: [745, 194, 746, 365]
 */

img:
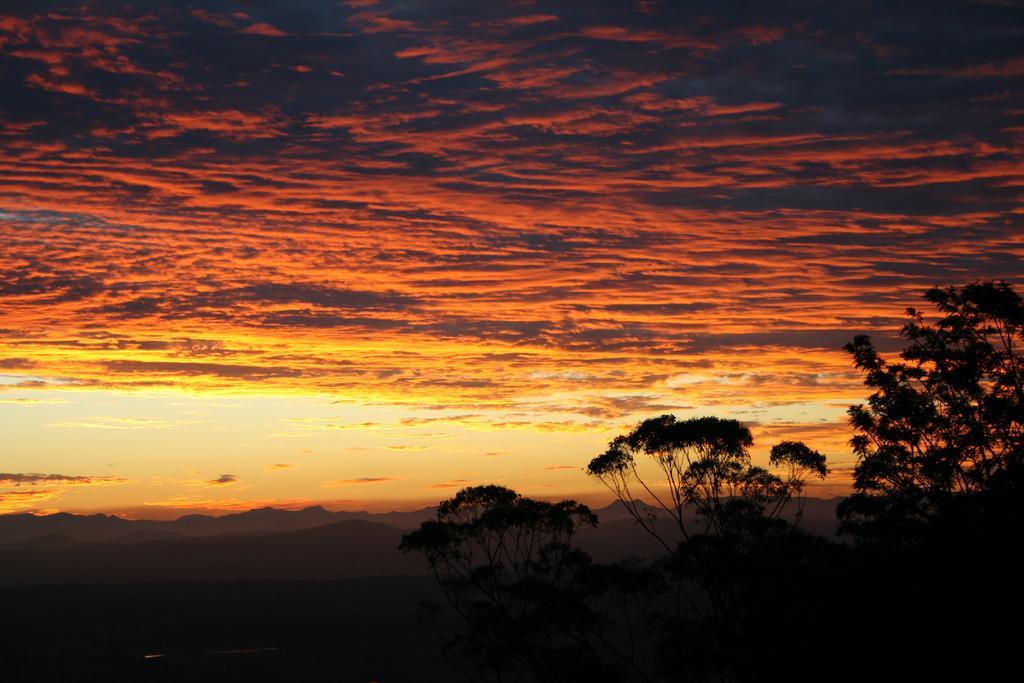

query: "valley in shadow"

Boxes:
[1, 577, 455, 682]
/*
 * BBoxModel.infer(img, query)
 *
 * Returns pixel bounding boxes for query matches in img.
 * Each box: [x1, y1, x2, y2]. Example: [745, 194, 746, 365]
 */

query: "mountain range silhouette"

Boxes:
[0, 499, 841, 585]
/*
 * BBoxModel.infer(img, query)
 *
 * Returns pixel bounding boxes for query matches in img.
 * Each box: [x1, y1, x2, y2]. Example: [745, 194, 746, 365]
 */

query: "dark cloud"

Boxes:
[0, 472, 126, 486]
[95, 297, 163, 317]
[204, 283, 418, 311]
[207, 473, 237, 486]
[324, 477, 398, 486]
[0, 357, 36, 369]
[603, 303, 713, 315]
[685, 329, 905, 354]
[0, 274, 104, 303]
[259, 312, 407, 329]
[105, 360, 303, 380]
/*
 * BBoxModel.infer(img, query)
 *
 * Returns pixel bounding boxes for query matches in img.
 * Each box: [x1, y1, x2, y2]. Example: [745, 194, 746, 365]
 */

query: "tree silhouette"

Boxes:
[586, 416, 828, 681]
[399, 485, 656, 682]
[402, 283, 1024, 682]
[820, 282, 1024, 680]
[839, 280, 1024, 542]
[586, 416, 827, 547]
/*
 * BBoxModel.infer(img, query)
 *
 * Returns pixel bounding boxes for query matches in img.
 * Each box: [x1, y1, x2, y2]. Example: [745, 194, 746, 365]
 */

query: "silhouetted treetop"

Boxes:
[769, 441, 829, 478]
[840, 280, 1024, 542]
[587, 415, 826, 543]
[401, 484, 596, 571]
[400, 486, 632, 681]
[769, 441, 829, 520]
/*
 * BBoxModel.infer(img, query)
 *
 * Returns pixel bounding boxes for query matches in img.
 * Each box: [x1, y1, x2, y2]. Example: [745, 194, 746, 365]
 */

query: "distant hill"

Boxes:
[0, 504, 440, 547]
[582, 497, 841, 539]
[0, 499, 842, 586]
[0, 519, 422, 585]
[0, 498, 841, 549]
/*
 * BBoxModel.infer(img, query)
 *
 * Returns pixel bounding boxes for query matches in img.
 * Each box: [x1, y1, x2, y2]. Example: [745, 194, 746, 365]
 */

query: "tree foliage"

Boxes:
[585, 415, 828, 680]
[586, 415, 826, 544]
[400, 485, 655, 681]
[839, 280, 1024, 541]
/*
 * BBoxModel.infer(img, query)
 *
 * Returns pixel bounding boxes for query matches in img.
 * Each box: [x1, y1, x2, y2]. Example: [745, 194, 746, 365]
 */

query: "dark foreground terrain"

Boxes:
[0, 577, 456, 682]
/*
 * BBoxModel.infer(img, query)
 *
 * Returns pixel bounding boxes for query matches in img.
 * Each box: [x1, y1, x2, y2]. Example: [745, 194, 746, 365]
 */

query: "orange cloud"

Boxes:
[323, 477, 399, 487]
[1, 0, 1021, 513]
[0, 473, 129, 513]
[239, 22, 288, 37]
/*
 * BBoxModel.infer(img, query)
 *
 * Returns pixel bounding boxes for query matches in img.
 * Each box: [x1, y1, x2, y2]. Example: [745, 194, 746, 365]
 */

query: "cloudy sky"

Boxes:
[1, 0, 1022, 516]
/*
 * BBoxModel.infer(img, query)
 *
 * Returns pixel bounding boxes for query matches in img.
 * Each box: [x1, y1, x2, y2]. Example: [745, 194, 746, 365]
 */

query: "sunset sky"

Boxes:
[1, 0, 1022, 517]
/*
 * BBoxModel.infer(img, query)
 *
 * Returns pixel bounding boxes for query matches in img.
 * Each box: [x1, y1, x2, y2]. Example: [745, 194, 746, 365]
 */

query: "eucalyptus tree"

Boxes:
[586, 415, 828, 681]
[400, 485, 658, 682]
[586, 415, 827, 547]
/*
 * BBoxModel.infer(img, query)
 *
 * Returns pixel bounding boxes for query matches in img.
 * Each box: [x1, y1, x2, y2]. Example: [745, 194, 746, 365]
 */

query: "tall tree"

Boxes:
[586, 416, 827, 681]
[839, 281, 1024, 542]
[400, 485, 656, 682]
